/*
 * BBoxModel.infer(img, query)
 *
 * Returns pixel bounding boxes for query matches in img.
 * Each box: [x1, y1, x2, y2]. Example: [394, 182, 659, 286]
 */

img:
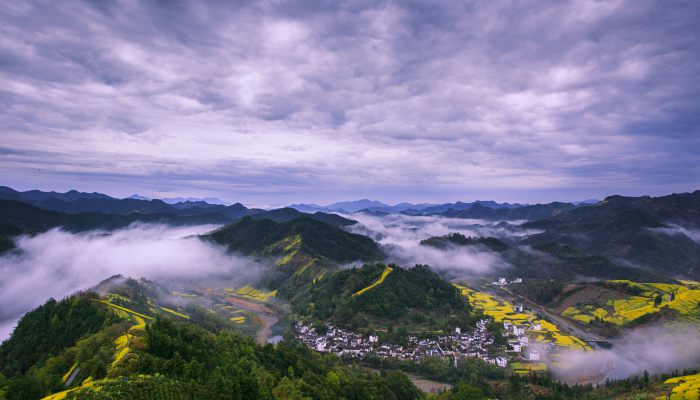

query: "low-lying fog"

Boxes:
[345, 213, 539, 275]
[0, 223, 266, 341]
[1, 214, 697, 385]
[552, 325, 700, 383]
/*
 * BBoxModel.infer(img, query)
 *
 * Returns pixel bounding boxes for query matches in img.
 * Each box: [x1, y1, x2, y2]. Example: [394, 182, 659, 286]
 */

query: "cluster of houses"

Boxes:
[502, 318, 544, 362]
[492, 277, 523, 286]
[294, 319, 508, 368]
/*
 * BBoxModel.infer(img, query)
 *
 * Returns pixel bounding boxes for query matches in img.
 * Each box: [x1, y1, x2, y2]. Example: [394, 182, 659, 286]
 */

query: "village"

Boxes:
[297, 319, 520, 369]
[295, 296, 553, 370]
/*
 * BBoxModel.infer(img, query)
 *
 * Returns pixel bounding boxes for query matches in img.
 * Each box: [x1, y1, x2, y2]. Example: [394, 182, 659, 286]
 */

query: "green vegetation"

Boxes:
[524, 192, 700, 280]
[0, 293, 119, 377]
[305, 264, 472, 333]
[420, 233, 508, 252]
[551, 280, 700, 331]
[1, 278, 698, 400]
[208, 216, 382, 265]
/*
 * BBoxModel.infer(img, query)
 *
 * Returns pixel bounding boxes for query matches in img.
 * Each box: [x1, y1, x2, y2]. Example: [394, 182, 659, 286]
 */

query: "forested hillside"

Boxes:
[523, 192, 700, 280]
[207, 216, 382, 265]
[303, 264, 472, 332]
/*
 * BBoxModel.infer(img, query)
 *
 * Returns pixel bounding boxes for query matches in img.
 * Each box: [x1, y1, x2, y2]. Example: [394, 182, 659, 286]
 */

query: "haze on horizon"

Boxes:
[1, 1, 699, 205]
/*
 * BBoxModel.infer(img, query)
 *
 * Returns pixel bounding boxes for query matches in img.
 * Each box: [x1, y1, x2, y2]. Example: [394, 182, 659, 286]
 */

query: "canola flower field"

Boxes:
[226, 285, 278, 302]
[453, 283, 590, 354]
[661, 373, 700, 400]
[561, 280, 700, 327]
[353, 266, 394, 297]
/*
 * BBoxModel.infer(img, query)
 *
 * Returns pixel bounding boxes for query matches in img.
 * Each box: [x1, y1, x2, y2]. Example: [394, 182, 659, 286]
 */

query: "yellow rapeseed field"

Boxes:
[229, 285, 278, 302]
[561, 281, 700, 327]
[160, 306, 190, 319]
[453, 284, 590, 351]
[663, 373, 700, 400]
[353, 266, 393, 297]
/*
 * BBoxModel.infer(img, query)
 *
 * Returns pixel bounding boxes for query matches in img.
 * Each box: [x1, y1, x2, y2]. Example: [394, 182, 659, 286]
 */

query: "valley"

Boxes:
[0, 188, 699, 399]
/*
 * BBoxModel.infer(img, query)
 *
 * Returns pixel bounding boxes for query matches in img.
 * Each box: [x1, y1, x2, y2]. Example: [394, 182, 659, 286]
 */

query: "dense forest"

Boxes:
[303, 264, 475, 332]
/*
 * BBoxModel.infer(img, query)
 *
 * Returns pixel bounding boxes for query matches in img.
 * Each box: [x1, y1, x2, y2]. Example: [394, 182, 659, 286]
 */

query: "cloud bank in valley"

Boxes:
[552, 326, 700, 383]
[650, 224, 700, 244]
[346, 213, 523, 275]
[0, 223, 266, 341]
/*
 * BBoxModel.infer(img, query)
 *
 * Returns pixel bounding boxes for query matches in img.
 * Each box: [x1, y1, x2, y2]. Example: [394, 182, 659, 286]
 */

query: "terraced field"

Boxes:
[228, 285, 277, 302]
[559, 280, 700, 327]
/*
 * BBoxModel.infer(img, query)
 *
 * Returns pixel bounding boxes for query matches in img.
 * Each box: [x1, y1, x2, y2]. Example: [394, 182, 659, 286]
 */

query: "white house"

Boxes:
[512, 326, 525, 336]
[533, 323, 542, 331]
[528, 351, 541, 361]
[369, 335, 379, 343]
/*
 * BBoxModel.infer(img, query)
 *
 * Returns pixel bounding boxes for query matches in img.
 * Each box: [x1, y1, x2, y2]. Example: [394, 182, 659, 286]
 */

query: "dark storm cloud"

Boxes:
[0, 0, 698, 204]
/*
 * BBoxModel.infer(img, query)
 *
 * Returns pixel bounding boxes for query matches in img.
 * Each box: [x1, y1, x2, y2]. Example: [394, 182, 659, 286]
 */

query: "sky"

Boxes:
[1, 0, 699, 206]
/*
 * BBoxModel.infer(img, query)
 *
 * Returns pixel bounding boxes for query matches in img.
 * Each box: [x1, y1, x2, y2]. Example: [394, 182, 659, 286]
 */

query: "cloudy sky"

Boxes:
[1, 1, 698, 205]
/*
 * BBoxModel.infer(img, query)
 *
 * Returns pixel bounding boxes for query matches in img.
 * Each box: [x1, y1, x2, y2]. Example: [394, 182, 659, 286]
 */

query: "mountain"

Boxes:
[420, 233, 509, 252]
[325, 199, 390, 212]
[288, 203, 328, 213]
[127, 194, 150, 200]
[162, 196, 226, 205]
[0, 186, 114, 203]
[251, 207, 356, 227]
[0, 186, 263, 219]
[207, 216, 381, 265]
[289, 199, 528, 214]
[0, 199, 235, 254]
[414, 200, 527, 215]
[439, 202, 575, 220]
[523, 191, 700, 279]
[572, 199, 600, 205]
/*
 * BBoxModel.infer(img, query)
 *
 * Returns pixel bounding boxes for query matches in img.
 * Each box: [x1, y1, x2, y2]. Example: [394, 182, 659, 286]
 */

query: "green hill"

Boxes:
[250, 207, 356, 227]
[524, 192, 700, 280]
[207, 216, 382, 265]
[305, 264, 472, 332]
[0, 283, 422, 400]
[420, 233, 509, 252]
[0, 199, 231, 254]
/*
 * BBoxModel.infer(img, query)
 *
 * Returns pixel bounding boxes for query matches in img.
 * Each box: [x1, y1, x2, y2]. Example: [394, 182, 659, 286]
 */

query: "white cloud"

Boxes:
[346, 213, 517, 274]
[0, 223, 266, 341]
[553, 325, 700, 383]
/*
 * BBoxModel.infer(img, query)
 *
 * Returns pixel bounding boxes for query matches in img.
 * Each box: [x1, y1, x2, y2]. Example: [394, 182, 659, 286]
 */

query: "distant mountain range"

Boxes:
[0, 186, 257, 219]
[289, 199, 531, 214]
